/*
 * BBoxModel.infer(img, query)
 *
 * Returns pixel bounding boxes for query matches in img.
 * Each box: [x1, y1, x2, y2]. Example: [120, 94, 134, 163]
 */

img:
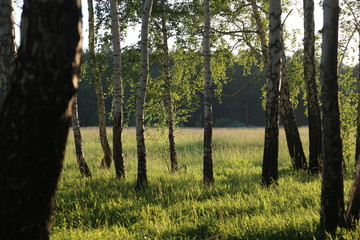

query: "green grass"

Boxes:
[50, 127, 360, 239]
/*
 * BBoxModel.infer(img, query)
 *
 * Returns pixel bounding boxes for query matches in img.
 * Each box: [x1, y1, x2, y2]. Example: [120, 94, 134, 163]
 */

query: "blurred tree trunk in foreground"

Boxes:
[0, 0, 82, 238]
[0, 0, 16, 100]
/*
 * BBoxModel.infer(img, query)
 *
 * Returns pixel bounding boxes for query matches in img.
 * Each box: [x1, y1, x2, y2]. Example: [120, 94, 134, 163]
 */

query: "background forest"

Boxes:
[1, 0, 360, 239]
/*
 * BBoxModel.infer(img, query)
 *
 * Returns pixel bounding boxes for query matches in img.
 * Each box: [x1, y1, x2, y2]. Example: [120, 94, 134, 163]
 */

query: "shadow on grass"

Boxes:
[53, 167, 326, 239]
[232, 224, 326, 240]
[154, 222, 327, 240]
[278, 167, 320, 184]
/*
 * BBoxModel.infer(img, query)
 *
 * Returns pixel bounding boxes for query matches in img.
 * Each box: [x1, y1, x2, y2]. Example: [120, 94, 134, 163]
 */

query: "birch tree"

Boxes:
[279, 33, 307, 170]
[355, 32, 360, 167]
[72, 94, 92, 178]
[262, 0, 282, 186]
[303, 0, 322, 173]
[251, 0, 307, 171]
[0, 0, 82, 238]
[110, 0, 125, 179]
[343, 0, 360, 166]
[136, 0, 154, 189]
[320, 0, 345, 233]
[0, 0, 16, 99]
[160, 0, 178, 173]
[88, 0, 113, 169]
[203, 0, 214, 185]
[345, 1, 360, 228]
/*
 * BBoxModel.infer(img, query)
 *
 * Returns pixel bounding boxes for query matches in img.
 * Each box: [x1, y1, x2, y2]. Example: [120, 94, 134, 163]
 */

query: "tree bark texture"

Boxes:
[0, 0, 16, 99]
[262, 0, 282, 186]
[303, 0, 322, 173]
[345, 163, 360, 228]
[280, 35, 307, 170]
[161, 0, 178, 174]
[136, 0, 153, 189]
[250, 0, 269, 70]
[203, 0, 214, 185]
[110, 0, 125, 179]
[346, 25, 360, 230]
[88, 0, 113, 169]
[355, 30, 360, 166]
[252, 0, 307, 171]
[0, 0, 82, 238]
[320, 0, 345, 233]
[72, 94, 92, 178]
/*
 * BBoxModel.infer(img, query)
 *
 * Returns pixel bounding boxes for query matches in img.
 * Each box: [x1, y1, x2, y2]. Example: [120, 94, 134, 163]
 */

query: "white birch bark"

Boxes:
[161, 0, 178, 173]
[72, 94, 92, 177]
[110, 0, 125, 178]
[262, 0, 282, 186]
[136, 0, 153, 189]
[303, 0, 322, 173]
[203, 0, 214, 185]
[88, 0, 113, 168]
[252, 0, 306, 171]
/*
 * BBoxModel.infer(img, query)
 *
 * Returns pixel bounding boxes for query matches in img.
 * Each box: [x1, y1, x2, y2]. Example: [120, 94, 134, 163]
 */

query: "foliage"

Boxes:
[142, 0, 236, 128]
[286, 50, 306, 110]
[338, 67, 358, 165]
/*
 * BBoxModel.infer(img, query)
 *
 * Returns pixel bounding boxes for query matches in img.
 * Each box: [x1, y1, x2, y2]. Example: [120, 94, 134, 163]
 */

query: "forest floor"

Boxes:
[50, 127, 359, 239]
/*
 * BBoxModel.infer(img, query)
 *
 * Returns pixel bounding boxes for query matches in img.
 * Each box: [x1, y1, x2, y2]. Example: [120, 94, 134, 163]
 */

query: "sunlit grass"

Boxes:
[51, 127, 359, 239]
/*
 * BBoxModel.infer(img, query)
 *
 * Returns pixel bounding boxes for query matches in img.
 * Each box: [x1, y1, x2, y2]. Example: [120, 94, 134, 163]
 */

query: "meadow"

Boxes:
[50, 127, 359, 239]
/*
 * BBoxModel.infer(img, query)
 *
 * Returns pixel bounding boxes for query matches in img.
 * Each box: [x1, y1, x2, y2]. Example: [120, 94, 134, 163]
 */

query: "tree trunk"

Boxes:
[88, 0, 113, 169]
[136, 0, 153, 189]
[0, 0, 82, 238]
[251, 0, 307, 171]
[161, 0, 178, 174]
[345, 163, 360, 228]
[203, 0, 214, 185]
[0, 0, 16, 99]
[355, 30, 360, 166]
[262, 0, 282, 186]
[72, 94, 92, 178]
[345, 27, 360, 230]
[320, 0, 345, 233]
[303, 0, 322, 174]
[110, 0, 125, 179]
[250, 0, 269, 69]
[279, 35, 307, 170]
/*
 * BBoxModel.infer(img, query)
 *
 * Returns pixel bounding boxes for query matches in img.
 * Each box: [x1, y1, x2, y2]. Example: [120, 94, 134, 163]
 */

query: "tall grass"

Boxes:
[51, 127, 359, 239]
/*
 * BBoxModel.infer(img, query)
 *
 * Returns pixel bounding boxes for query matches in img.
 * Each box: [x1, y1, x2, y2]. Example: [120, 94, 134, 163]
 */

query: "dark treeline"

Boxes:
[78, 51, 309, 128]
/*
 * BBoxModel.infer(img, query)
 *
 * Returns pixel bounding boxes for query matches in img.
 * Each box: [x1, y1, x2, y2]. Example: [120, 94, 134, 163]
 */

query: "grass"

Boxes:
[50, 127, 360, 239]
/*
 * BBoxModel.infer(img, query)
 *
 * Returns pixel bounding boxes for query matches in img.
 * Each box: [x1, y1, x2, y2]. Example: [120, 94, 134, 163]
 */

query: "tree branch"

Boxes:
[344, 0, 360, 31]
[282, 9, 293, 27]
[338, 28, 356, 74]
[224, 74, 265, 98]
[212, 28, 258, 35]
